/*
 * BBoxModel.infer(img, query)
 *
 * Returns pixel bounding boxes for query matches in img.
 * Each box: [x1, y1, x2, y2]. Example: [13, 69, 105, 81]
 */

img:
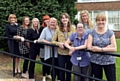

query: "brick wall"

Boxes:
[76, 1, 120, 11]
[76, 1, 120, 38]
[114, 31, 120, 38]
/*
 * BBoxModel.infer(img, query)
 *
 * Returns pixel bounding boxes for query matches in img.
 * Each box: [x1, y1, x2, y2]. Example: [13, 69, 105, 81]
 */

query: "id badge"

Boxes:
[77, 57, 82, 60]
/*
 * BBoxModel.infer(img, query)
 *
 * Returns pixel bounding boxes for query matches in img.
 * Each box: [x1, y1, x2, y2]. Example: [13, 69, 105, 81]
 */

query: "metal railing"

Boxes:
[1, 36, 120, 81]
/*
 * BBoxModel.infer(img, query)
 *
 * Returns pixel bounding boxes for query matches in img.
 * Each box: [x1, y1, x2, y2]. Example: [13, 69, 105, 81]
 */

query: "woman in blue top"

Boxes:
[65, 23, 91, 81]
[87, 14, 117, 81]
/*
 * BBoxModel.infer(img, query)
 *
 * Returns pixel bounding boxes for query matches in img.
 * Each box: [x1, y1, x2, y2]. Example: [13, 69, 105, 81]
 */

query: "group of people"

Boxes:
[5, 10, 117, 81]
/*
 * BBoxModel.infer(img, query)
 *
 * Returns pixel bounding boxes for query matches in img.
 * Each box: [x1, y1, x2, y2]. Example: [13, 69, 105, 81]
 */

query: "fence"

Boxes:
[0, 36, 119, 81]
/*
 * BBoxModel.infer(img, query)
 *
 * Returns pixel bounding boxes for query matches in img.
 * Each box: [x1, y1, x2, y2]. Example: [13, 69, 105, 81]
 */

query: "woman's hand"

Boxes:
[69, 47, 75, 55]
[13, 35, 20, 39]
[20, 37, 25, 42]
[91, 46, 101, 52]
[34, 40, 38, 43]
[58, 42, 64, 49]
[13, 36, 25, 42]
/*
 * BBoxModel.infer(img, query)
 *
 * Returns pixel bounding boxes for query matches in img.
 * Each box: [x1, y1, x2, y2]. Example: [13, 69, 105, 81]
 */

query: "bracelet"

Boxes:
[101, 48, 103, 52]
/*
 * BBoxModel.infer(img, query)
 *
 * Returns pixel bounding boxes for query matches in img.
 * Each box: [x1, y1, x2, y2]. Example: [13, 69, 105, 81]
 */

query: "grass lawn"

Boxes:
[34, 38, 120, 81]
[114, 38, 120, 81]
[103, 38, 120, 81]
[7, 38, 120, 81]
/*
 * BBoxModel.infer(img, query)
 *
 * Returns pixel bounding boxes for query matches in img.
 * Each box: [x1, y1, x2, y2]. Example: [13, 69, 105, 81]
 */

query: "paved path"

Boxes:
[0, 54, 39, 81]
[0, 70, 36, 81]
[0, 70, 14, 78]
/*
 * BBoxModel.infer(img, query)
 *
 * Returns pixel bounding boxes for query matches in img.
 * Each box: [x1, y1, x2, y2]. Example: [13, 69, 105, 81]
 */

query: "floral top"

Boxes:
[52, 26, 75, 55]
[89, 29, 115, 65]
[17, 26, 29, 54]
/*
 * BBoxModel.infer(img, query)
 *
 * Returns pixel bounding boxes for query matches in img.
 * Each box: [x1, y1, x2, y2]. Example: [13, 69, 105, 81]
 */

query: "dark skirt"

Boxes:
[8, 40, 20, 56]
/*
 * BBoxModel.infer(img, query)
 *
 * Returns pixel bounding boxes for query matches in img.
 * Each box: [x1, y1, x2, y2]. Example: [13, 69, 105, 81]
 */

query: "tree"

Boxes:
[0, 0, 78, 51]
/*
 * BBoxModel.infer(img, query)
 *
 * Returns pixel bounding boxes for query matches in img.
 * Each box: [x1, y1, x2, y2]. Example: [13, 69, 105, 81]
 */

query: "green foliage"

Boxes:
[0, 0, 77, 51]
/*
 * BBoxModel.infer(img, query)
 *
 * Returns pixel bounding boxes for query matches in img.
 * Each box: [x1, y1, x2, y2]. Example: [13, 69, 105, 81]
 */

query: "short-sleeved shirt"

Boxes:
[69, 32, 90, 67]
[89, 29, 115, 65]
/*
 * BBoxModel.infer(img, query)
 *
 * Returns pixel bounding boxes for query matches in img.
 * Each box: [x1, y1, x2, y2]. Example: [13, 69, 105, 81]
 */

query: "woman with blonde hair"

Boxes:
[35, 17, 58, 81]
[5, 14, 21, 75]
[80, 10, 94, 33]
[25, 18, 41, 79]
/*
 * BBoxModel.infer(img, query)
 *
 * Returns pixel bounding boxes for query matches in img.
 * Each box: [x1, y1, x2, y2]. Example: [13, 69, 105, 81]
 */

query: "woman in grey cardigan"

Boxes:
[35, 17, 58, 81]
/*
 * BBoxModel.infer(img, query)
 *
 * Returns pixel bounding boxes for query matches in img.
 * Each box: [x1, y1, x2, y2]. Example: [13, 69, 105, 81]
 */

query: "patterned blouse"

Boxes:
[52, 26, 75, 55]
[89, 29, 115, 65]
[17, 26, 29, 54]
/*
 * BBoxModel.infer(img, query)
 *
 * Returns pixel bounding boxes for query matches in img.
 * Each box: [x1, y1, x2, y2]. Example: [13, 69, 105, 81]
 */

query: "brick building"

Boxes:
[76, 0, 120, 38]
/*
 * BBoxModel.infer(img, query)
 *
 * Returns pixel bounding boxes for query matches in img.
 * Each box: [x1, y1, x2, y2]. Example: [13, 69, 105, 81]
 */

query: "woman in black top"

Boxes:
[5, 14, 21, 74]
[16, 16, 31, 78]
[26, 18, 40, 79]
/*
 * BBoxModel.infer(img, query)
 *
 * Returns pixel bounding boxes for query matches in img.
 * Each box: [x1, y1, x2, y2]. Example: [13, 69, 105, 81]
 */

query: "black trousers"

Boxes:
[41, 58, 59, 80]
[22, 53, 29, 73]
[91, 63, 116, 81]
[40, 58, 51, 76]
[58, 54, 72, 81]
[29, 49, 39, 78]
[51, 58, 59, 80]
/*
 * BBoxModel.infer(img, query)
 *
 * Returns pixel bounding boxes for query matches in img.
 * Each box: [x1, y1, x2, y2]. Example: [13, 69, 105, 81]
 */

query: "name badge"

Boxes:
[77, 57, 82, 60]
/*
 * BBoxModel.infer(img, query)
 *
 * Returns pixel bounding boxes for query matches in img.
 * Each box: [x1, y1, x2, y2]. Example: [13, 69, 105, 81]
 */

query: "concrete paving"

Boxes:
[0, 70, 14, 78]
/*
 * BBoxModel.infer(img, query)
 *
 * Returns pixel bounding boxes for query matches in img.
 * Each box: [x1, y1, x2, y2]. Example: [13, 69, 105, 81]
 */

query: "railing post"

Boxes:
[11, 40, 15, 77]
[52, 46, 55, 81]
[13, 56, 15, 76]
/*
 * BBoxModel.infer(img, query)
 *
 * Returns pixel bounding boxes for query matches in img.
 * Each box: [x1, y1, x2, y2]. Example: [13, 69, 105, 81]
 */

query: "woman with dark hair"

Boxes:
[65, 23, 91, 81]
[5, 14, 21, 75]
[16, 16, 31, 78]
[52, 13, 75, 81]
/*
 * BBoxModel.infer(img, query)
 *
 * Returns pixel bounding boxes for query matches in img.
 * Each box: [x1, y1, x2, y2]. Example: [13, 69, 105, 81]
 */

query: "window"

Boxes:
[108, 11, 120, 30]
[77, 10, 120, 30]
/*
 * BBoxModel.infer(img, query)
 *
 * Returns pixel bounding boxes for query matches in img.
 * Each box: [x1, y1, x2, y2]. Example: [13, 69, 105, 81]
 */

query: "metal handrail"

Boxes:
[1, 36, 118, 81]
